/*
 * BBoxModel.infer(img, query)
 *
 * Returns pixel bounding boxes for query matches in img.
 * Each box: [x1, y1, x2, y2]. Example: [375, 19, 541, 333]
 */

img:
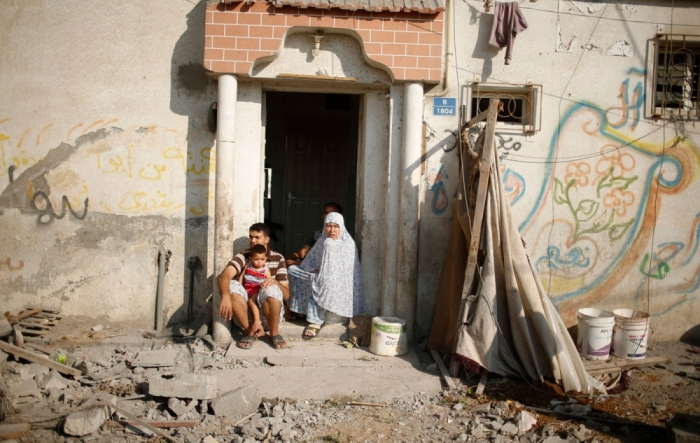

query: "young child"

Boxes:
[237, 244, 271, 328]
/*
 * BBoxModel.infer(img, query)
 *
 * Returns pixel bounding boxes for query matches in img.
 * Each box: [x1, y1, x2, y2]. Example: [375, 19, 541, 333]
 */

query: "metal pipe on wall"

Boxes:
[155, 248, 166, 331]
[212, 74, 238, 344]
[395, 81, 424, 343]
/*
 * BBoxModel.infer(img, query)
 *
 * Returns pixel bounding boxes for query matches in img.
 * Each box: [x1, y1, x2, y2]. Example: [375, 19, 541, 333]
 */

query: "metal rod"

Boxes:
[156, 249, 166, 331]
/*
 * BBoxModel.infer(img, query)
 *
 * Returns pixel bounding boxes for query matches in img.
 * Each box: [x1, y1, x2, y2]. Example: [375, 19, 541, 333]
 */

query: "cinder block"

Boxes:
[149, 374, 217, 400]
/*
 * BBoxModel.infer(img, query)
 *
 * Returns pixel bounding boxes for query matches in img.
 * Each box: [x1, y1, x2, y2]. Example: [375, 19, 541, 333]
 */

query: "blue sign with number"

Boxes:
[433, 97, 456, 116]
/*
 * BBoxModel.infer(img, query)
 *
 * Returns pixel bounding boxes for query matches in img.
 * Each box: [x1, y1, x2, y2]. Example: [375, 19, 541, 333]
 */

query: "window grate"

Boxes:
[654, 34, 700, 119]
[464, 83, 541, 133]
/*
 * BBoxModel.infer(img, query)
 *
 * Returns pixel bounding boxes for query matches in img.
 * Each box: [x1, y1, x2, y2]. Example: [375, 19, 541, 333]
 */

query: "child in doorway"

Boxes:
[237, 244, 272, 327]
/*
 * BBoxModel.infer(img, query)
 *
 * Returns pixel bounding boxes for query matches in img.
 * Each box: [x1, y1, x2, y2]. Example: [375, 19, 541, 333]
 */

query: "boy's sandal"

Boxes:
[271, 335, 287, 349]
[237, 335, 257, 349]
[302, 325, 321, 340]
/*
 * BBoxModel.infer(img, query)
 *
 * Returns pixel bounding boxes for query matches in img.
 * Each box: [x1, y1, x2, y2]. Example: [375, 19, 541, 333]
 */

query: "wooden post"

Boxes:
[449, 98, 500, 376]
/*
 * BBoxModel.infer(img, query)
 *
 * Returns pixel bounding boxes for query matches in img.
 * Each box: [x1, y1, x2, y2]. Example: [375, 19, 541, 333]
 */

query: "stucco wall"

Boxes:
[3, 0, 700, 343]
[0, 1, 218, 326]
[418, 1, 700, 341]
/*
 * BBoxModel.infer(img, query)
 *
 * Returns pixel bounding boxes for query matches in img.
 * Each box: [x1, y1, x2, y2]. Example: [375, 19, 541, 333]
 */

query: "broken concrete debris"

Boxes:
[38, 369, 68, 390]
[210, 385, 261, 420]
[149, 373, 217, 400]
[132, 348, 180, 367]
[1, 307, 694, 442]
[63, 393, 117, 436]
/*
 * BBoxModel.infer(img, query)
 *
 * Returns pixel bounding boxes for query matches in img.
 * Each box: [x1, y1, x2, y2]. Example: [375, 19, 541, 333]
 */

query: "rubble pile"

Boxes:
[0, 308, 692, 442]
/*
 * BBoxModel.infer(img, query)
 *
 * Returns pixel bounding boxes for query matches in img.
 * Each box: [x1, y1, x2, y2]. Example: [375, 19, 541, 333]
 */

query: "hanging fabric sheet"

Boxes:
[489, 2, 528, 65]
[428, 122, 604, 394]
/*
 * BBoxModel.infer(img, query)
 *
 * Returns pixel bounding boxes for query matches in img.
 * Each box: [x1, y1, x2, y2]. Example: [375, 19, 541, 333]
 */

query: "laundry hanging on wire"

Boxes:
[488, 1, 528, 65]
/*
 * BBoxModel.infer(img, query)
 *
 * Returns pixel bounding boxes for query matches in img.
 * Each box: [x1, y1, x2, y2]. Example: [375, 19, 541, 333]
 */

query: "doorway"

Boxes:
[263, 92, 360, 256]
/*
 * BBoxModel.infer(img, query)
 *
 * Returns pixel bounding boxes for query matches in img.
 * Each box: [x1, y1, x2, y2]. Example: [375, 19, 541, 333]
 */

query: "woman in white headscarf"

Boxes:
[288, 212, 365, 338]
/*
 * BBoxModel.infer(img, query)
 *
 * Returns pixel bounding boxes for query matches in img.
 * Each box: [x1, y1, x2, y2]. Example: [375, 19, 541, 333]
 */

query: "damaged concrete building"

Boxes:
[2, 0, 700, 345]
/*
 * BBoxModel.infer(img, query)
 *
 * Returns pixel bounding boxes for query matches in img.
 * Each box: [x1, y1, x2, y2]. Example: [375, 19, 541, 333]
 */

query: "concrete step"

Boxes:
[278, 319, 348, 342]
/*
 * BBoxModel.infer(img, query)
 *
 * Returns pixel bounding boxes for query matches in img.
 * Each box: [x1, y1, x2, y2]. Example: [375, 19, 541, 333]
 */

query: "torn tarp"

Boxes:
[429, 132, 604, 394]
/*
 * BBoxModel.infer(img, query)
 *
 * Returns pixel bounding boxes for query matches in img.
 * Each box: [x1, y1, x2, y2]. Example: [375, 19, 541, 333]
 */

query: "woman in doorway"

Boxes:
[288, 212, 365, 339]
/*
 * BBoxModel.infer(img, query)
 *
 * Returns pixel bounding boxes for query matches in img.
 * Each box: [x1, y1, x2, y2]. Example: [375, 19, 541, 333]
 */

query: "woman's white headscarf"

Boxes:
[300, 212, 365, 317]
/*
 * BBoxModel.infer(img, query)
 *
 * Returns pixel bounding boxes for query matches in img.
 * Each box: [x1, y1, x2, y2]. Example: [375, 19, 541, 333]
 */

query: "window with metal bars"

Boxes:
[653, 34, 700, 119]
[464, 83, 541, 133]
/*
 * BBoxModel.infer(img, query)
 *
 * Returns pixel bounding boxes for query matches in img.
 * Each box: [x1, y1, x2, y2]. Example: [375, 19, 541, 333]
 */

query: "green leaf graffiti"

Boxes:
[597, 167, 637, 197]
[552, 171, 637, 242]
[576, 200, 599, 222]
[609, 219, 635, 240]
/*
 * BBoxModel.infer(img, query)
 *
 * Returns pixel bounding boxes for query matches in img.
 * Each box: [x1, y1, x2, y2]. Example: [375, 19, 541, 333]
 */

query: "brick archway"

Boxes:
[204, 1, 444, 82]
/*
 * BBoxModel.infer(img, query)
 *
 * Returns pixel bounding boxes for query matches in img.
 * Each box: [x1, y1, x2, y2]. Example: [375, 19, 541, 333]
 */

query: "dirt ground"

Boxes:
[309, 340, 700, 443]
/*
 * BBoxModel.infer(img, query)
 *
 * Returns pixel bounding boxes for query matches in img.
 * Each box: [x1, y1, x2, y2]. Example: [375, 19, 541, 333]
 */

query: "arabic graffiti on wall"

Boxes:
[0, 120, 216, 218]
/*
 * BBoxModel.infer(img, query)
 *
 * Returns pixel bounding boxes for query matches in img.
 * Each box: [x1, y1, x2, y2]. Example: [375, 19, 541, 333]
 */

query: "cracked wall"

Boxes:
[0, 1, 217, 326]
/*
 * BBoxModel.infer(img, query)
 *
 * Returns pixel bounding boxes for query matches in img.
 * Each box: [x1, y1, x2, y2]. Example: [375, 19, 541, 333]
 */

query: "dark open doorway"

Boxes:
[263, 92, 360, 256]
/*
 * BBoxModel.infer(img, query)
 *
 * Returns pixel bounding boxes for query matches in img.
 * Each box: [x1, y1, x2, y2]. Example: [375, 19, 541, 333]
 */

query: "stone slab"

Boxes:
[210, 385, 261, 420]
[149, 374, 217, 400]
[132, 349, 180, 367]
[214, 364, 441, 401]
[225, 336, 420, 370]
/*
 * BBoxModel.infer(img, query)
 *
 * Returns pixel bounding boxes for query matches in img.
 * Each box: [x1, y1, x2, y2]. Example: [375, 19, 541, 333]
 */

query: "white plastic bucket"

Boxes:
[612, 309, 650, 360]
[576, 308, 615, 360]
[369, 317, 408, 356]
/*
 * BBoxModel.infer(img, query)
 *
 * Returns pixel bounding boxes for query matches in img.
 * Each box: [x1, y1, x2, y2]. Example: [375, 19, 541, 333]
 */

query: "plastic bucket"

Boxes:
[576, 308, 615, 360]
[369, 317, 408, 356]
[612, 309, 650, 360]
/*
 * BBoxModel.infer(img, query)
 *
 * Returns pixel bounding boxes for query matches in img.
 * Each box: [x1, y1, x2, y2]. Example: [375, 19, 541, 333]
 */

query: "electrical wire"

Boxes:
[469, 0, 679, 26]
[449, 0, 663, 398]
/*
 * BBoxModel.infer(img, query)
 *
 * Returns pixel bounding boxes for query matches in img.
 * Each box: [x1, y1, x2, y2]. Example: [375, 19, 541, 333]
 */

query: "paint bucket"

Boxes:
[576, 308, 615, 360]
[369, 317, 408, 356]
[612, 309, 650, 360]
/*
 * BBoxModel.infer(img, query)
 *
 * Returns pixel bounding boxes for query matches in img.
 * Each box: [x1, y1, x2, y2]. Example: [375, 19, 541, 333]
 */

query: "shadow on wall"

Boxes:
[468, 3, 499, 83]
[167, 0, 218, 329]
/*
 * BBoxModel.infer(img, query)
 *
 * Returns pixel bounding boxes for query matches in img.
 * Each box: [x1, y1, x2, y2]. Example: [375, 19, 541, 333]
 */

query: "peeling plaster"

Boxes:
[556, 22, 575, 53]
[582, 43, 602, 52]
[607, 40, 634, 57]
[571, 0, 606, 14]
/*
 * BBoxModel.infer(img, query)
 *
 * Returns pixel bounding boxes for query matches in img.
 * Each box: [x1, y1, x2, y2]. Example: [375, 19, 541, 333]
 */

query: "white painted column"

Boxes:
[212, 74, 237, 344]
[395, 81, 423, 343]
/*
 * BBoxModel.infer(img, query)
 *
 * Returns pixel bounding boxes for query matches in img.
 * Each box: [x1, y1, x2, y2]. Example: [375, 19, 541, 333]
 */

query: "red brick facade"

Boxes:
[204, 2, 444, 82]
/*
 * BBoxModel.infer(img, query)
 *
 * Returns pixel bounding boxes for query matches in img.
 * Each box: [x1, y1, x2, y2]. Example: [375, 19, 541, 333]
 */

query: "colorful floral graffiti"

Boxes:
[514, 67, 700, 321]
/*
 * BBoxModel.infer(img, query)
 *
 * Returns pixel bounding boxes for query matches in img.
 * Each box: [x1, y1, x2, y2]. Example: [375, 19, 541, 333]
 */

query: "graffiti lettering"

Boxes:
[104, 155, 124, 174]
[0, 257, 24, 271]
[31, 191, 89, 224]
[640, 253, 670, 280]
[138, 164, 167, 181]
[495, 133, 522, 151]
[118, 190, 184, 214]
